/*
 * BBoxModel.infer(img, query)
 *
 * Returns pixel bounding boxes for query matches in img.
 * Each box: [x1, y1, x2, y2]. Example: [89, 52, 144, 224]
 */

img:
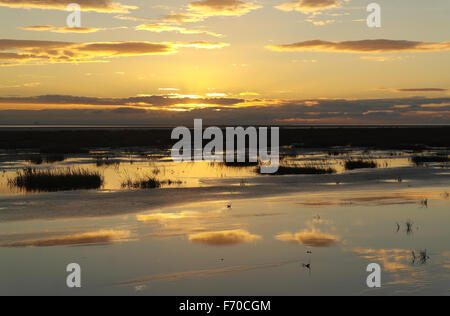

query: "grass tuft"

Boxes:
[223, 161, 259, 168]
[261, 163, 336, 175]
[121, 176, 183, 189]
[344, 159, 377, 170]
[121, 177, 161, 189]
[29, 154, 65, 165]
[9, 168, 103, 192]
[411, 155, 449, 165]
[44, 154, 65, 163]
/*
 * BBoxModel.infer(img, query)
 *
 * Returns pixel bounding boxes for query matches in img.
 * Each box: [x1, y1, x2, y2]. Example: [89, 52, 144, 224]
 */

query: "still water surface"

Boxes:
[0, 148, 448, 295]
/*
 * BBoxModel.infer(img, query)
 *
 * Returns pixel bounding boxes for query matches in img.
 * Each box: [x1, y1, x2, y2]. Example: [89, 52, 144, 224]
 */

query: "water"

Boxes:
[0, 147, 443, 195]
[0, 148, 448, 295]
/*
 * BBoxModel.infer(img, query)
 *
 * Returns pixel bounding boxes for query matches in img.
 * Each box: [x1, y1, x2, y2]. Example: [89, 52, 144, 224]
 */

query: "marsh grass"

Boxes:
[122, 177, 161, 189]
[418, 249, 431, 264]
[96, 156, 121, 167]
[405, 220, 414, 235]
[163, 179, 183, 186]
[420, 198, 428, 208]
[45, 154, 65, 163]
[412, 249, 431, 265]
[28, 154, 66, 165]
[9, 168, 103, 192]
[262, 163, 336, 175]
[411, 155, 449, 165]
[344, 159, 377, 170]
[223, 160, 259, 168]
[121, 176, 182, 189]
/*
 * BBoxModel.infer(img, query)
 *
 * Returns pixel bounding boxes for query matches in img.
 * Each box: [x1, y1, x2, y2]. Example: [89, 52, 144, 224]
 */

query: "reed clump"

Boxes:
[260, 163, 336, 175]
[9, 168, 103, 192]
[411, 155, 449, 165]
[344, 159, 377, 170]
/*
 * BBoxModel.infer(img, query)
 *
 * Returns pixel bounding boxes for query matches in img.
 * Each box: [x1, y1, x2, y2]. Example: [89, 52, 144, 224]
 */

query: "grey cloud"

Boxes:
[0, 94, 245, 107]
[0, 97, 449, 125]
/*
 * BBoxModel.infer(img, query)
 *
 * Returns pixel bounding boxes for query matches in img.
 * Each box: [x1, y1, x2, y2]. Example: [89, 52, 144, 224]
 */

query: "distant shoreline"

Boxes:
[1, 126, 449, 151]
[0, 124, 449, 130]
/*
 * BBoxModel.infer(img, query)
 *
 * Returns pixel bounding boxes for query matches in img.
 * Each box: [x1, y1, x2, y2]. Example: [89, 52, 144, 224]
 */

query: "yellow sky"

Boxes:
[0, 0, 449, 124]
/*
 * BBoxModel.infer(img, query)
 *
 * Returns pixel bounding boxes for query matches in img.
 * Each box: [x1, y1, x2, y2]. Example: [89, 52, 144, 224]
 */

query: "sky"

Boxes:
[0, 0, 449, 125]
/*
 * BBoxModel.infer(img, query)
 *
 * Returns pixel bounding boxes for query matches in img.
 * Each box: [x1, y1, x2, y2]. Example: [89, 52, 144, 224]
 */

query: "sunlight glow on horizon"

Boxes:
[0, 0, 449, 124]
